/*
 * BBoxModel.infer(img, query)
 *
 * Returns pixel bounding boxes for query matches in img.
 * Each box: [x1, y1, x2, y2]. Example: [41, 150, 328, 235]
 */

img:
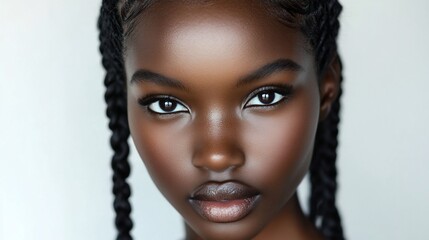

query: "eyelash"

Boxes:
[243, 85, 293, 109]
[138, 95, 189, 115]
[137, 84, 293, 115]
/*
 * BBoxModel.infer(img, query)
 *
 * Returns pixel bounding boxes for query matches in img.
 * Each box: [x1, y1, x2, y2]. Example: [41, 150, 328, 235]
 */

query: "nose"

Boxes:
[192, 143, 245, 172]
[191, 109, 245, 172]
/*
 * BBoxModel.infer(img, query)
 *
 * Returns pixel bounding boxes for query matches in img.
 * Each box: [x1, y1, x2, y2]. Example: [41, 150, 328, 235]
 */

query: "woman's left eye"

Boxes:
[244, 90, 287, 108]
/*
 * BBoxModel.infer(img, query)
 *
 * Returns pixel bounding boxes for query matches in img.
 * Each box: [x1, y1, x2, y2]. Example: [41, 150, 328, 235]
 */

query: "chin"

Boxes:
[186, 216, 266, 240]
[195, 228, 259, 240]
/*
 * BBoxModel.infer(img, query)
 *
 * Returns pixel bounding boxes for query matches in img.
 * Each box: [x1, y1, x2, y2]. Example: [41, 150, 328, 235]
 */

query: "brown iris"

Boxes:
[258, 91, 275, 104]
[159, 99, 177, 112]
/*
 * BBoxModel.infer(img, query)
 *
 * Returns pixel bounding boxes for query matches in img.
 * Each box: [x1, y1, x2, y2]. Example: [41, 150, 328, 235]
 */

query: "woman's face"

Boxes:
[125, 1, 324, 239]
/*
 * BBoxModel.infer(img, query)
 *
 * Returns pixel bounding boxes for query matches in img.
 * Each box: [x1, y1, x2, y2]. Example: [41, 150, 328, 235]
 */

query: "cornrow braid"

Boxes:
[98, 0, 133, 239]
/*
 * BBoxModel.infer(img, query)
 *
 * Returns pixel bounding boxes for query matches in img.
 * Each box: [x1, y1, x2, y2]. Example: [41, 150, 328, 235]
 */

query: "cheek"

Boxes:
[127, 101, 194, 201]
[242, 81, 320, 196]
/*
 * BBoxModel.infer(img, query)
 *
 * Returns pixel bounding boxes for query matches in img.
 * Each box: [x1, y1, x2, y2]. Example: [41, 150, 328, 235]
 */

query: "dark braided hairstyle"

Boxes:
[98, 0, 344, 239]
[98, 0, 133, 239]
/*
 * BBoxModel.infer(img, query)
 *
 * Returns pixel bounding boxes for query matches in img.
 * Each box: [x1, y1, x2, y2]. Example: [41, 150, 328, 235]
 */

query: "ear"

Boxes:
[319, 55, 340, 121]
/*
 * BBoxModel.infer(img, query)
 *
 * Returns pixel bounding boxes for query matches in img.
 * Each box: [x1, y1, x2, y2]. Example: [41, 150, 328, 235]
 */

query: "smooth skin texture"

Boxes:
[125, 1, 339, 239]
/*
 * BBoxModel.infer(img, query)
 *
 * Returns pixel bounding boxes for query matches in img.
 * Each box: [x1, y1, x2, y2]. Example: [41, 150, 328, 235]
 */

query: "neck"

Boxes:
[184, 192, 324, 240]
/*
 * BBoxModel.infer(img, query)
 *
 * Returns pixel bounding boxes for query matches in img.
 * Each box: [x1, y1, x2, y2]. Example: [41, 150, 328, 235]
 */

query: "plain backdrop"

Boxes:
[1, 0, 428, 239]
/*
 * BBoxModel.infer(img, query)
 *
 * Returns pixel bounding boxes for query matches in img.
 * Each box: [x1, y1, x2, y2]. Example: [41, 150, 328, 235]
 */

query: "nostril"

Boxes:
[192, 149, 245, 173]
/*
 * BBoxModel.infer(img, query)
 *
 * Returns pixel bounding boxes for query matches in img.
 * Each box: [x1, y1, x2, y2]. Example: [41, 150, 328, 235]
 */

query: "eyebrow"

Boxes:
[130, 58, 302, 89]
[236, 58, 302, 86]
[130, 70, 187, 90]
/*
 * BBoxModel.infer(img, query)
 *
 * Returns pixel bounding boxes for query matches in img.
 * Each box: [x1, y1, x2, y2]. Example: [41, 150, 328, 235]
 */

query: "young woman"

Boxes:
[98, 0, 345, 239]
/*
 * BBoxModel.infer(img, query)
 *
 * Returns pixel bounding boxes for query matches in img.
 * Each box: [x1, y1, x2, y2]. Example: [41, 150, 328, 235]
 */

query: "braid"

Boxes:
[309, 60, 344, 240]
[308, 1, 345, 239]
[98, 1, 133, 239]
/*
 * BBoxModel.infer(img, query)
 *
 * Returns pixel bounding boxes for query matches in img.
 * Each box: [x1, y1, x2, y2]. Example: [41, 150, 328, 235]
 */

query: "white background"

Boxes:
[1, 0, 428, 239]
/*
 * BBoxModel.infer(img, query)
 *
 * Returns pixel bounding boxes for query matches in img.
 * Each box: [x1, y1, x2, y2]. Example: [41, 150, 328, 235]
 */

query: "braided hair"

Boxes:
[98, 0, 132, 239]
[98, 1, 345, 239]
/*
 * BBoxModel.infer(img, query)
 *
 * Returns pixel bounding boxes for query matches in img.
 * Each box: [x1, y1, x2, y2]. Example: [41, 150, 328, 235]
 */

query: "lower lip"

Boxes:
[189, 195, 260, 223]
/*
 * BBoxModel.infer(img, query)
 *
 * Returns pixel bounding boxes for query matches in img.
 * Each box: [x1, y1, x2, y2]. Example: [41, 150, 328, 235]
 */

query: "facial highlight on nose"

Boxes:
[191, 110, 244, 172]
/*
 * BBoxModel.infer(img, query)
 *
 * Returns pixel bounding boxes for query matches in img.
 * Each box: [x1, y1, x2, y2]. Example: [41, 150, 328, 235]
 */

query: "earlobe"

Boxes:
[319, 55, 340, 121]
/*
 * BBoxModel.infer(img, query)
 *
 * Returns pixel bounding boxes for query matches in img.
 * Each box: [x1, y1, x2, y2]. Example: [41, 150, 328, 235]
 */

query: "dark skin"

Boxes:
[125, 1, 339, 239]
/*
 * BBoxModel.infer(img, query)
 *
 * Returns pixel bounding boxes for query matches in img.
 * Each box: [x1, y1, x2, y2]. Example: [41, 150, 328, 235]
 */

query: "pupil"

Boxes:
[258, 91, 274, 104]
[160, 99, 177, 112]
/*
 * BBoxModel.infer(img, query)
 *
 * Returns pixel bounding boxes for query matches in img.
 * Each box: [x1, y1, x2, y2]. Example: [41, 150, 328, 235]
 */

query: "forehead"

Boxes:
[124, 0, 313, 83]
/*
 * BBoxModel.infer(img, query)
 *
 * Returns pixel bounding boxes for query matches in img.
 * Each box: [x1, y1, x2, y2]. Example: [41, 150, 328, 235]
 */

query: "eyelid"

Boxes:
[243, 84, 293, 109]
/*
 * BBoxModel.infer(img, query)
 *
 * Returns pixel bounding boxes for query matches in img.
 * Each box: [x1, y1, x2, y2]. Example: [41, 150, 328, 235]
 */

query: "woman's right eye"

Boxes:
[139, 97, 189, 114]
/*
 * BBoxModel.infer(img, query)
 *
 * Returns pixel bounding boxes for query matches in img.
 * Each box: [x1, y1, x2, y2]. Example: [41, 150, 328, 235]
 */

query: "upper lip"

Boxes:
[190, 181, 260, 202]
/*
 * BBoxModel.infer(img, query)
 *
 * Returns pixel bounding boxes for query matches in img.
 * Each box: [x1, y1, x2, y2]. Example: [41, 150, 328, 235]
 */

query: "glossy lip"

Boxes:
[189, 181, 261, 223]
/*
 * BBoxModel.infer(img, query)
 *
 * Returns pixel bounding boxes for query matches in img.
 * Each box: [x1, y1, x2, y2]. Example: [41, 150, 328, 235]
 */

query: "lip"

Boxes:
[189, 181, 261, 223]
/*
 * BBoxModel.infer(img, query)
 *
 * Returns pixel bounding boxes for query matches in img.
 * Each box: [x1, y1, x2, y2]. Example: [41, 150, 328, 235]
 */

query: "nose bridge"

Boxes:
[192, 108, 244, 172]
